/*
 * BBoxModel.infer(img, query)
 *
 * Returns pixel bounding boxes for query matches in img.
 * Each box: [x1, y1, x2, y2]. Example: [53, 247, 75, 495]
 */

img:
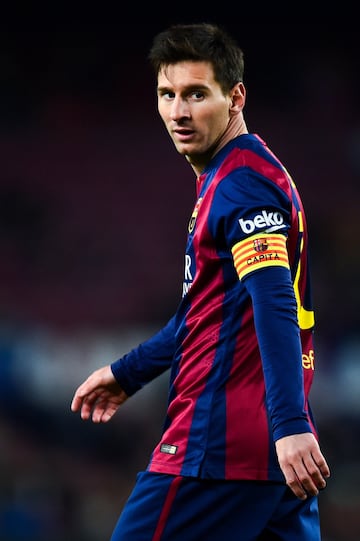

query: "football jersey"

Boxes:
[111, 134, 318, 482]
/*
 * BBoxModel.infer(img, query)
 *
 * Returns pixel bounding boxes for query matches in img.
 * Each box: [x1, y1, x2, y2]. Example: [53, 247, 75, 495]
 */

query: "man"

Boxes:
[71, 23, 330, 540]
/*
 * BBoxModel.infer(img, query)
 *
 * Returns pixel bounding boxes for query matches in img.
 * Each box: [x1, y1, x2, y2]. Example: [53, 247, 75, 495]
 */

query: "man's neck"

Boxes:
[188, 115, 248, 177]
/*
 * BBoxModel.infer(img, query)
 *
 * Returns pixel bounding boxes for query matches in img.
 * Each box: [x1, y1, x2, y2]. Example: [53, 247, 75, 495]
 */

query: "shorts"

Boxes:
[109, 471, 321, 541]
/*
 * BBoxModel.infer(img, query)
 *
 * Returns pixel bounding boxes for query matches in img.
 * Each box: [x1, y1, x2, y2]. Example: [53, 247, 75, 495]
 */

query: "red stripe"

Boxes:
[225, 303, 269, 477]
[152, 476, 183, 541]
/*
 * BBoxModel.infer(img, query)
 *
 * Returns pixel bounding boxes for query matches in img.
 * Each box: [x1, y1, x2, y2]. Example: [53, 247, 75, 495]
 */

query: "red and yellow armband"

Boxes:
[231, 233, 289, 281]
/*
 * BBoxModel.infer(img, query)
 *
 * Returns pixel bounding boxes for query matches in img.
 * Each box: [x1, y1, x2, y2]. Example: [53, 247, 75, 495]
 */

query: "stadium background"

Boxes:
[0, 11, 359, 541]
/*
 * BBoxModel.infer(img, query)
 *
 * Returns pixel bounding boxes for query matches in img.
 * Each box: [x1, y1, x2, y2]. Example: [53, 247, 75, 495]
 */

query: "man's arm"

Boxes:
[244, 267, 330, 498]
[110, 315, 176, 396]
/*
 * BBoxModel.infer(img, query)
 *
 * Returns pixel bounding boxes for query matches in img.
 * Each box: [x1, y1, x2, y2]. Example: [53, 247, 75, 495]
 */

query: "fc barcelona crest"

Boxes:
[188, 197, 203, 233]
[253, 238, 268, 252]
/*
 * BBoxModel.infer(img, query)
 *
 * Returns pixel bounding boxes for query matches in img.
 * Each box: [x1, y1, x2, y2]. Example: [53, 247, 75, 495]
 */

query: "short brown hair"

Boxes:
[148, 23, 245, 93]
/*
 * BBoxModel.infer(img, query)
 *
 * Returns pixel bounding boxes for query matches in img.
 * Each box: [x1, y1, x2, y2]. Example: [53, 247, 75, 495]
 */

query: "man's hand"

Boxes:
[71, 365, 128, 423]
[275, 432, 330, 500]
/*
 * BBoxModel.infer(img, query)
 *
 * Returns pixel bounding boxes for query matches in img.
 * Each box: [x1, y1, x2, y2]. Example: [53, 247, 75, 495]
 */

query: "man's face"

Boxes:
[157, 61, 232, 169]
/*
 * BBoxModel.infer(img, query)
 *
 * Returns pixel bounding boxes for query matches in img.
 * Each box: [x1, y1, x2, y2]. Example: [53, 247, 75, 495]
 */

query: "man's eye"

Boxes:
[191, 91, 204, 100]
[158, 90, 174, 100]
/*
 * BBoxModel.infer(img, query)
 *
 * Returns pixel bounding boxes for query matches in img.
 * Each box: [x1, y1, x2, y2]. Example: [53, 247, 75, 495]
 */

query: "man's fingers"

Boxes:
[283, 455, 329, 500]
[281, 463, 313, 500]
[92, 402, 118, 423]
[312, 451, 331, 480]
[275, 433, 331, 500]
[304, 456, 328, 489]
[70, 371, 103, 415]
[71, 383, 99, 418]
[70, 367, 127, 424]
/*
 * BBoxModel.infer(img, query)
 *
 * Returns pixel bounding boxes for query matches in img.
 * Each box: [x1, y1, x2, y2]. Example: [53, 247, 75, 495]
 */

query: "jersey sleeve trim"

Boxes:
[231, 233, 289, 280]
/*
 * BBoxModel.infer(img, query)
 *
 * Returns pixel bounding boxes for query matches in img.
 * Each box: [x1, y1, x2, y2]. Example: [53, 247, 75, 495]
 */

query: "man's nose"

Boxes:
[170, 97, 190, 121]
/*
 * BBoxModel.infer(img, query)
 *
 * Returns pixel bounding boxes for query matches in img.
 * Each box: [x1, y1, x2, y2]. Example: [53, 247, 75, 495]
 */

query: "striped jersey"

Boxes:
[111, 133, 318, 482]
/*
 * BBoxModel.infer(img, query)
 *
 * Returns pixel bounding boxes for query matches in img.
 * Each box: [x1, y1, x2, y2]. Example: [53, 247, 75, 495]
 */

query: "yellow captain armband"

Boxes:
[231, 233, 289, 281]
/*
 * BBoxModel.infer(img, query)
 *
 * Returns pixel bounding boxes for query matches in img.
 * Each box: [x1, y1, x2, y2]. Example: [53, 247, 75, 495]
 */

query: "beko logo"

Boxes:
[239, 210, 285, 233]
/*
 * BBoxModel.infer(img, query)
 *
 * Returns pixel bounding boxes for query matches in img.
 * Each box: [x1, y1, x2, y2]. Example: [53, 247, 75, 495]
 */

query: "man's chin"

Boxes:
[174, 142, 192, 155]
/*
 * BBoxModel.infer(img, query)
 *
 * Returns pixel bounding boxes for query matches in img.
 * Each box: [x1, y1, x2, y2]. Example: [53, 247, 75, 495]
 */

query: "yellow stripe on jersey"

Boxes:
[231, 233, 289, 281]
[293, 211, 315, 329]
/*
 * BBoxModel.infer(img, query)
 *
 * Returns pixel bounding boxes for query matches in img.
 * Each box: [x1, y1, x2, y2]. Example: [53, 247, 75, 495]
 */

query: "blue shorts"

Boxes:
[110, 471, 321, 541]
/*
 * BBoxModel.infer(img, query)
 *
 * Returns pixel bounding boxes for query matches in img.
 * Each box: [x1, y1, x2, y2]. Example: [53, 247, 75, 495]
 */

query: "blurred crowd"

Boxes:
[0, 18, 359, 541]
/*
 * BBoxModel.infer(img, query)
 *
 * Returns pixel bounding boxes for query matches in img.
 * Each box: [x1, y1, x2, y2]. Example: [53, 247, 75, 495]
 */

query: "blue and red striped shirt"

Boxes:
[111, 133, 318, 482]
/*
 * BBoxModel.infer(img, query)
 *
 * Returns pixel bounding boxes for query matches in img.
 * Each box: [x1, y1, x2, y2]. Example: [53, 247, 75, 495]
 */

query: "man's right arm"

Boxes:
[110, 315, 176, 396]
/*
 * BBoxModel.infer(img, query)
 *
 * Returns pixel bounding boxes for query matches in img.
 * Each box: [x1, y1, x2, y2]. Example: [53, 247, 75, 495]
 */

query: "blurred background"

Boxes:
[0, 9, 359, 541]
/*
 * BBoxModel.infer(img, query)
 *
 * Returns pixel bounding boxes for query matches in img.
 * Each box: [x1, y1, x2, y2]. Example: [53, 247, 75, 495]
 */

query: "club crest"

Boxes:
[188, 197, 203, 233]
[253, 238, 268, 252]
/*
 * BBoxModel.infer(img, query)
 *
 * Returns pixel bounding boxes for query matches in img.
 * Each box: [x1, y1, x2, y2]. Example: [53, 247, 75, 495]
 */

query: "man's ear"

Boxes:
[230, 82, 246, 111]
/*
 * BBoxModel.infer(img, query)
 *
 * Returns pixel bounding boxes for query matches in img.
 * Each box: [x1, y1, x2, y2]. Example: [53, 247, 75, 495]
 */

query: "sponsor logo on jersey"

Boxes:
[302, 349, 315, 370]
[239, 210, 286, 234]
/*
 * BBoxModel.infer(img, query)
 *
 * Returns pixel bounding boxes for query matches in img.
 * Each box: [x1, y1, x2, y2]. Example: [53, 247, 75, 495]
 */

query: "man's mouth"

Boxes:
[173, 128, 195, 142]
